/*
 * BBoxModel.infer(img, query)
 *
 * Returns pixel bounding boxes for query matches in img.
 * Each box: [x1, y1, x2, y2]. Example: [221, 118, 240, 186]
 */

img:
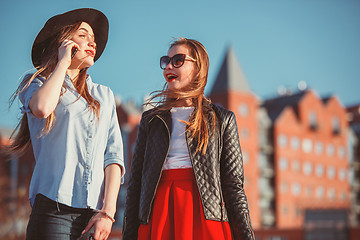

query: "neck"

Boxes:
[174, 99, 193, 107]
[66, 68, 81, 82]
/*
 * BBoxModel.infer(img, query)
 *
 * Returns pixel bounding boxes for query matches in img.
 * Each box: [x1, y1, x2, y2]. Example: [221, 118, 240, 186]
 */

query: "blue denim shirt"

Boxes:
[19, 75, 125, 210]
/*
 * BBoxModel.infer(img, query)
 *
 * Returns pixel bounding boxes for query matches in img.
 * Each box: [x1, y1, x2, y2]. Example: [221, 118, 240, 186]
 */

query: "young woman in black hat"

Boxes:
[122, 38, 255, 240]
[9, 8, 124, 240]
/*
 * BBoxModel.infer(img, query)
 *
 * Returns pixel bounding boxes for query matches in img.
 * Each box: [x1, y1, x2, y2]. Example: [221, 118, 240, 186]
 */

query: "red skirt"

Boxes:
[138, 168, 233, 240]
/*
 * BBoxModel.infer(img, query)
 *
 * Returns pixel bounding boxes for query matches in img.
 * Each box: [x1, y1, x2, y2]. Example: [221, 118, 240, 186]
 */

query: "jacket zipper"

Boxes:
[246, 213, 256, 239]
[185, 119, 226, 222]
[146, 115, 171, 222]
[185, 132, 216, 222]
[217, 131, 226, 222]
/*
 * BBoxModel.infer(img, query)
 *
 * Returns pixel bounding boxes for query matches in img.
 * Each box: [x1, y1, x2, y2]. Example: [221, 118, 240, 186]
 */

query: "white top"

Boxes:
[163, 107, 194, 170]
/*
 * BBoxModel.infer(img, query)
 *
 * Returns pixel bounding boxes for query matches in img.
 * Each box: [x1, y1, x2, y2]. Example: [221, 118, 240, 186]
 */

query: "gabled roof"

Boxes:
[210, 46, 250, 95]
[261, 90, 308, 122]
[321, 96, 332, 104]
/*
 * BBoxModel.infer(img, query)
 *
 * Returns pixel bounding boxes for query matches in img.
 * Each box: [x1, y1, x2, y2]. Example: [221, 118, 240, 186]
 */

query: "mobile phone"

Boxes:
[71, 47, 78, 58]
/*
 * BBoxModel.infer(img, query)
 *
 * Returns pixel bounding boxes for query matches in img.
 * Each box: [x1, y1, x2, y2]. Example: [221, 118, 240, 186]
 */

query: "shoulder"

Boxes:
[18, 74, 45, 99]
[140, 106, 171, 125]
[87, 75, 115, 98]
[24, 74, 45, 85]
[141, 107, 162, 121]
[91, 82, 113, 95]
[210, 103, 235, 122]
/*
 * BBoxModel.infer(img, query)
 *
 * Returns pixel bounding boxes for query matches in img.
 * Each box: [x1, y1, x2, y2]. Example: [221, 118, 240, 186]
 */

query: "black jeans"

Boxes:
[26, 194, 95, 240]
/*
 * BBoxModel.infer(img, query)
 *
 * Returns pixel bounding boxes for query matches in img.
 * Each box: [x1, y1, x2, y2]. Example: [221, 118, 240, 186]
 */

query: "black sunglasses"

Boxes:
[160, 54, 196, 70]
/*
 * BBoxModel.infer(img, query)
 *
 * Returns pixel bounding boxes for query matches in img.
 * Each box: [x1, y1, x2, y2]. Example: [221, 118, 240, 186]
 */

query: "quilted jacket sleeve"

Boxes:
[122, 112, 148, 240]
[220, 111, 255, 240]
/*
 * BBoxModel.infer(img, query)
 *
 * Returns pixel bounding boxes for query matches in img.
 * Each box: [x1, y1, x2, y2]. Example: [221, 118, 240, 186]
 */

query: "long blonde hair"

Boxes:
[148, 38, 216, 154]
[9, 22, 100, 154]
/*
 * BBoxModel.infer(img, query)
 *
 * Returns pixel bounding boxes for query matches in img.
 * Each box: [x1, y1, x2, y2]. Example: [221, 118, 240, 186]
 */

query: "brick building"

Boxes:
[208, 47, 351, 238]
[262, 90, 350, 227]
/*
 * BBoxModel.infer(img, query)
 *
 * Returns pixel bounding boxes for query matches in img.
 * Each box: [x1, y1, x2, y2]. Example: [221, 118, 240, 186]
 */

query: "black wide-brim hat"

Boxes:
[31, 8, 109, 68]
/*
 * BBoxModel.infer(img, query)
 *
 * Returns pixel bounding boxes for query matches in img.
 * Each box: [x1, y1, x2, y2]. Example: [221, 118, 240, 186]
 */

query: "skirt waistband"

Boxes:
[160, 168, 195, 181]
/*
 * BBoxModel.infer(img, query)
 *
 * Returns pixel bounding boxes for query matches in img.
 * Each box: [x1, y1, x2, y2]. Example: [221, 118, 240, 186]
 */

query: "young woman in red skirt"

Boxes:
[123, 38, 255, 240]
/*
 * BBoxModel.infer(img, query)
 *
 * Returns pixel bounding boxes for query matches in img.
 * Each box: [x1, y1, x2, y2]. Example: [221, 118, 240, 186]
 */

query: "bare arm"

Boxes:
[82, 164, 122, 240]
[29, 40, 79, 118]
[102, 164, 122, 218]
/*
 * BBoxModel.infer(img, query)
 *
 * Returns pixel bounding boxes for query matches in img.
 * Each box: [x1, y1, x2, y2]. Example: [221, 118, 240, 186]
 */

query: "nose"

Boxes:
[88, 40, 96, 49]
[164, 61, 173, 70]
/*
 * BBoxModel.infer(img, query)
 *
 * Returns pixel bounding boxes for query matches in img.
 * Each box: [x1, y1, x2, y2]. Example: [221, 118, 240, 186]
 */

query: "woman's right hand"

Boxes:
[57, 40, 80, 68]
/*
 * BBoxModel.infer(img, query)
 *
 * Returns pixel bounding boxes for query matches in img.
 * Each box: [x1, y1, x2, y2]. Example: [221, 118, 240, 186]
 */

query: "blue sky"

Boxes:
[1, 0, 359, 129]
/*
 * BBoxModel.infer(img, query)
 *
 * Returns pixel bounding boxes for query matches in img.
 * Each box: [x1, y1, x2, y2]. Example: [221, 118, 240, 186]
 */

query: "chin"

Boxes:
[82, 61, 94, 68]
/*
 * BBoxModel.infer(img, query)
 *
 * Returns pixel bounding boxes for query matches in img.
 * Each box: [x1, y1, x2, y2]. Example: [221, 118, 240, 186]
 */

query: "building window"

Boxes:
[292, 160, 300, 172]
[302, 139, 312, 153]
[332, 116, 340, 135]
[303, 162, 312, 176]
[238, 103, 249, 117]
[326, 144, 335, 157]
[328, 188, 336, 201]
[340, 192, 347, 202]
[305, 186, 313, 197]
[315, 141, 323, 155]
[315, 164, 324, 177]
[243, 151, 249, 164]
[338, 146, 345, 159]
[278, 134, 287, 148]
[327, 166, 336, 179]
[280, 181, 288, 194]
[282, 205, 289, 215]
[339, 168, 347, 181]
[292, 182, 301, 196]
[316, 186, 325, 199]
[244, 176, 249, 187]
[258, 153, 268, 168]
[278, 157, 288, 171]
[309, 111, 318, 130]
[290, 136, 300, 150]
[240, 128, 249, 140]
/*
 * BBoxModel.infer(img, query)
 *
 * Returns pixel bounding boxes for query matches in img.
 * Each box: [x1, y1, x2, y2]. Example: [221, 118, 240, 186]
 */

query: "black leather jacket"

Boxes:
[123, 104, 255, 240]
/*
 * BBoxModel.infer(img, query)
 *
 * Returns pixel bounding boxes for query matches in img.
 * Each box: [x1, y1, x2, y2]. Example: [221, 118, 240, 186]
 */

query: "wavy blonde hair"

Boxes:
[147, 38, 216, 154]
[9, 22, 100, 154]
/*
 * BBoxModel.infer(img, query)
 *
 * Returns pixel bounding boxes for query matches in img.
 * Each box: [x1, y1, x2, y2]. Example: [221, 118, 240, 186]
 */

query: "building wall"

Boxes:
[273, 91, 350, 229]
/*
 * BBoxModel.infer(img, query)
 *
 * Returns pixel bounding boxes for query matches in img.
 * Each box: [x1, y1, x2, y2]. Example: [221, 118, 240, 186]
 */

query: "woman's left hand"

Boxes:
[82, 213, 113, 240]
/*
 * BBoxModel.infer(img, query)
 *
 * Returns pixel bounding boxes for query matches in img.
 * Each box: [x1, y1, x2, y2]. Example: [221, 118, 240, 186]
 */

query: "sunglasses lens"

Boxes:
[172, 54, 185, 68]
[160, 56, 170, 69]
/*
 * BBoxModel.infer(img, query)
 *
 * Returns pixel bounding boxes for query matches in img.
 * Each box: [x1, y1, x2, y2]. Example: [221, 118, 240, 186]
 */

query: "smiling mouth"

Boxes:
[166, 74, 178, 82]
[85, 50, 95, 57]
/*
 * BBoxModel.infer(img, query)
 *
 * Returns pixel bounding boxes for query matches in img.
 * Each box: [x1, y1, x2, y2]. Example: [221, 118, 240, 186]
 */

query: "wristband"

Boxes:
[94, 209, 115, 223]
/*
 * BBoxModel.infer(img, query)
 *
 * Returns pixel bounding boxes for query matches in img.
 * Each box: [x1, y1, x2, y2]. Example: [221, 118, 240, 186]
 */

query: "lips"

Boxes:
[165, 73, 178, 82]
[85, 50, 95, 58]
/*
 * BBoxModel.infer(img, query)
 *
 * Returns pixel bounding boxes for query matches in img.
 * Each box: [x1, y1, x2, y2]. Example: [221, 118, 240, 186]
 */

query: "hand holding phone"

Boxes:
[71, 47, 78, 58]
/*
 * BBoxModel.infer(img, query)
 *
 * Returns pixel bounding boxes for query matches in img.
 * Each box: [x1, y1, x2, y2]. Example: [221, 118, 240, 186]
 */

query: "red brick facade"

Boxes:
[271, 90, 349, 228]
